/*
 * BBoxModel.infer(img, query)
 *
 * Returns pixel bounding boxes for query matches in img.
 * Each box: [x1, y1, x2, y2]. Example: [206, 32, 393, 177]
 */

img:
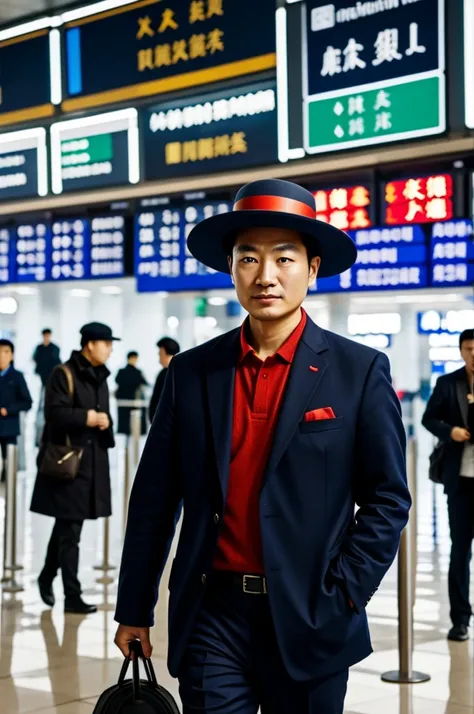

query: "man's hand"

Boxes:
[0, 408, 7, 417]
[96, 413, 110, 431]
[86, 409, 99, 427]
[451, 427, 471, 442]
[114, 624, 152, 659]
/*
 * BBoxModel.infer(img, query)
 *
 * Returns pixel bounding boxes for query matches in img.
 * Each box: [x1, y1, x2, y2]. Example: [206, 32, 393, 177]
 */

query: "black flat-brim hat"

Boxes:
[80, 322, 121, 342]
[187, 178, 357, 278]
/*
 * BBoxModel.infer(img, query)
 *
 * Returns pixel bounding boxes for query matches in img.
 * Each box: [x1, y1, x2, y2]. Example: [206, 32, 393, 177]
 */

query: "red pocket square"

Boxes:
[304, 407, 336, 422]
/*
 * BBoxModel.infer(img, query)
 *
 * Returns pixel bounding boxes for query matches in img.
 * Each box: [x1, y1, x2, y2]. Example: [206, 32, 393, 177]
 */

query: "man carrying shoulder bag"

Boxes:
[423, 329, 474, 642]
[31, 322, 120, 615]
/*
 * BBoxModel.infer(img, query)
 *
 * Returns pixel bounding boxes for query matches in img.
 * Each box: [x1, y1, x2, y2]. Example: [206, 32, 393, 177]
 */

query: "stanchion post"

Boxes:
[381, 438, 429, 684]
[130, 409, 141, 469]
[94, 517, 116, 584]
[2, 445, 23, 593]
[123, 435, 130, 531]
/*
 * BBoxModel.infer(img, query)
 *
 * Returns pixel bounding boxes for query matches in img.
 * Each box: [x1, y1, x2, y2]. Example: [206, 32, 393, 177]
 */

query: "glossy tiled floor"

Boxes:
[0, 432, 472, 714]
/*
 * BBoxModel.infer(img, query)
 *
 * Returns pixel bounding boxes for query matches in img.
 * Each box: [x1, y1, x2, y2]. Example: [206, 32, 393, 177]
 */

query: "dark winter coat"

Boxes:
[115, 364, 148, 435]
[30, 351, 114, 521]
[0, 366, 32, 439]
[149, 368, 167, 422]
[33, 343, 61, 385]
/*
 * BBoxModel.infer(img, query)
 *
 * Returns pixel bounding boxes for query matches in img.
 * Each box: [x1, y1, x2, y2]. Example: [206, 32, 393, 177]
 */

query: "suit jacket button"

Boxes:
[201, 574, 207, 585]
[213, 514, 220, 524]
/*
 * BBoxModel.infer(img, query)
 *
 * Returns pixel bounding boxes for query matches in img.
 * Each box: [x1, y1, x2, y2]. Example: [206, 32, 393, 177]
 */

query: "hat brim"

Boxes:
[187, 210, 357, 278]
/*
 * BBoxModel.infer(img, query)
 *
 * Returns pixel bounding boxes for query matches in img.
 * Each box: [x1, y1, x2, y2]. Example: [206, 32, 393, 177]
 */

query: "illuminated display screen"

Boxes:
[312, 224, 428, 293]
[429, 219, 474, 287]
[135, 200, 233, 292]
[50, 109, 139, 194]
[383, 174, 453, 225]
[0, 228, 14, 284]
[0, 128, 47, 200]
[312, 184, 373, 230]
[15, 221, 51, 283]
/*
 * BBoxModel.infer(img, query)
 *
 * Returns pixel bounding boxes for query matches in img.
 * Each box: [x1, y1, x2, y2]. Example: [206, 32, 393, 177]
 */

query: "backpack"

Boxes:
[92, 641, 179, 714]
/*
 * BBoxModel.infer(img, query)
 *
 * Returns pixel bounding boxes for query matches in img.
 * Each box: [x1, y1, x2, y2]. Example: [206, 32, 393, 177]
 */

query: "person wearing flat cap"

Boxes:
[31, 322, 120, 615]
[115, 180, 410, 713]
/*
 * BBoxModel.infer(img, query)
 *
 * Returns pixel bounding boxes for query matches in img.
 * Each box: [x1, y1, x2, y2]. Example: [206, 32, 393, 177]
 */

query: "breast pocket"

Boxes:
[299, 417, 344, 434]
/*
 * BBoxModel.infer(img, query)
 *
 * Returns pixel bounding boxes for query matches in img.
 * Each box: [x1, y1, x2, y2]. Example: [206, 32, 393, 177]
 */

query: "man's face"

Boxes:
[159, 347, 168, 368]
[0, 346, 13, 372]
[128, 355, 138, 367]
[461, 339, 474, 372]
[88, 340, 113, 366]
[228, 227, 320, 321]
[43, 332, 51, 346]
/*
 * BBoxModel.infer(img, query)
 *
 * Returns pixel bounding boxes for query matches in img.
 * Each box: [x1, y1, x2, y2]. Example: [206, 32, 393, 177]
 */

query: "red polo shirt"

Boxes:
[214, 309, 307, 574]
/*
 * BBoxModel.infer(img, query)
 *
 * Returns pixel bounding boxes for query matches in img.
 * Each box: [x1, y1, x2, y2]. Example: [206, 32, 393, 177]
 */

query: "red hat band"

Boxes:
[233, 194, 316, 220]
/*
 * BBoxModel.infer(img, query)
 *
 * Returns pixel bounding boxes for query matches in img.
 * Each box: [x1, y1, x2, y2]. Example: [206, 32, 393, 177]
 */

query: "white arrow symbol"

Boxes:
[333, 101, 344, 116]
[334, 125, 344, 138]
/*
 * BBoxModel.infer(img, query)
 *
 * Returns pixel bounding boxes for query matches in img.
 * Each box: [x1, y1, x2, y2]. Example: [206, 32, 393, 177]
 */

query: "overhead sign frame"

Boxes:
[50, 108, 140, 194]
[0, 127, 48, 199]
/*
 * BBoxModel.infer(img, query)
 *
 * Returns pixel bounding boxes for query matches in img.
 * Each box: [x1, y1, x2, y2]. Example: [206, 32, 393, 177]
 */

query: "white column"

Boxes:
[122, 283, 166, 385]
[168, 296, 195, 352]
[328, 295, 349, 337]
[390, 305, 420, 393]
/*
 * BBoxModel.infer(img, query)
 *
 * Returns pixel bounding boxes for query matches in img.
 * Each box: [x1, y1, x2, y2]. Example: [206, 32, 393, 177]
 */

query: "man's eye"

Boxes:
[241, 257, 256, 263]
[279, 257, 292, 263]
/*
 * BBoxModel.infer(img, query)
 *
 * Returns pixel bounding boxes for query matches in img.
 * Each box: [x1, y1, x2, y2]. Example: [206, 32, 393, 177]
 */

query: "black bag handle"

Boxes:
[118, 640, 158, 701]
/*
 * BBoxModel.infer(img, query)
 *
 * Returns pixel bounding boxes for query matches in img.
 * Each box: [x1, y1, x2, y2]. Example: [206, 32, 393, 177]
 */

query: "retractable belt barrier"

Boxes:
[382, 438, 430, 685]
[1, 444, 23, 593]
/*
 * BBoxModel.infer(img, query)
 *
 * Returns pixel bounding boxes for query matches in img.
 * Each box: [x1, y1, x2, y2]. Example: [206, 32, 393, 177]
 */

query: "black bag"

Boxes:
[429, 441, 445, 484]
[37, 365, 83, 482]
[93, 641, 180, 714]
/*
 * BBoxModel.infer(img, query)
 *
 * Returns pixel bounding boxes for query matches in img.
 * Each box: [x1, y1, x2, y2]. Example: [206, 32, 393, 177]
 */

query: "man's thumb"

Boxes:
[141, 632, 153, 659]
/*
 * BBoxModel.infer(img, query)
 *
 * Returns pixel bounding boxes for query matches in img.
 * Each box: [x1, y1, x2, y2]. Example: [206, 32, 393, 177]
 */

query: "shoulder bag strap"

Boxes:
[58, 364, 75, 447]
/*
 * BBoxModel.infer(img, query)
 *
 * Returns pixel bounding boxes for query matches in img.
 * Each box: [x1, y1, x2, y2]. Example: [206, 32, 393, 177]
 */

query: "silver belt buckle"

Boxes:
[242, 574, 267, 595]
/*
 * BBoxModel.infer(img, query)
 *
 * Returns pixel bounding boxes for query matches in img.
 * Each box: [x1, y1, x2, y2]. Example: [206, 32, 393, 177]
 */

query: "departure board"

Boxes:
[15, 221, 51, 283]
[313, 224, 428, 293]
[429, 219, 474, 287]
[135, 199, 233, 292]
[0, 228, 14, 283]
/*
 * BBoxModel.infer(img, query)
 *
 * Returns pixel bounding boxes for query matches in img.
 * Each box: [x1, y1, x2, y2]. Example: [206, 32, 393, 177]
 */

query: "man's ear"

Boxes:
[227, 255, 235, 284]
[308, 256, 321, 286]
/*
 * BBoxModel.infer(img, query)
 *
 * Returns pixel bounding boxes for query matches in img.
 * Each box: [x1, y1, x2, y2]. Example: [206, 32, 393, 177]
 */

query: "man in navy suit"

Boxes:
[115, 179, 410, 713]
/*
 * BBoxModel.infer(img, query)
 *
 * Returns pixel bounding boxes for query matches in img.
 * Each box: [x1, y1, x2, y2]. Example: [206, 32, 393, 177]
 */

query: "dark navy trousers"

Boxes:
[178, 578, 349, 714]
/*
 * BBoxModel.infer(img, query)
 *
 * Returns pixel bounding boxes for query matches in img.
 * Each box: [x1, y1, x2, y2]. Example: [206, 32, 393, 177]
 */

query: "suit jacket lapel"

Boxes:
[455, 370, 469, 427]
[206, 329, 240, 499]
[266, 319, 330, 478]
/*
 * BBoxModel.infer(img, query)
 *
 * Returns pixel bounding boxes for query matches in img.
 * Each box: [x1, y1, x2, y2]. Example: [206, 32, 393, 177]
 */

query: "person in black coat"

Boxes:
[0, 339, 32, 481]
[33, 329, 61, 386]
[31, 322, 120, 615]
[149, 337, 180, 422]
[422, 328, 474, 643]
[115, 351, 148, 435]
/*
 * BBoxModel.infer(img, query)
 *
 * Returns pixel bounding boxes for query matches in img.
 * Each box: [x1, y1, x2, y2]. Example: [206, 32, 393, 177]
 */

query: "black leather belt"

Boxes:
[212, 571, 268, 595]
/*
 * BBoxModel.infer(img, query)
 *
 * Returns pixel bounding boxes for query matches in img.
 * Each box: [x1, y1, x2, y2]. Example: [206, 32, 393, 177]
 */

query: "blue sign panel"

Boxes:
[63, 0, 276, 113]
[135, 200, 233, 292]
[314, 224, 428, 293]
[15, 221, 51, 283]
[0, 128, 48, 200]
[51, 219, 90, 281]
[90, 215, 125, 278]
[306, 0, 441, 97]
[0, 228, 14, 284]
[430, 219, 474, 287]
[0, 31, 53, 125]
[142, 80, 277, 179]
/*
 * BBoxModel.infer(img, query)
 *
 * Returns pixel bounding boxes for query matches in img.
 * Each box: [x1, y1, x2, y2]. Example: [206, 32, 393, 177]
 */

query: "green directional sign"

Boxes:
[306, 76, 443, 154]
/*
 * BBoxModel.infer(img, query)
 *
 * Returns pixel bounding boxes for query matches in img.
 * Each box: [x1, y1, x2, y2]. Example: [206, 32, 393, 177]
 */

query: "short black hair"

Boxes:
[460, 329, 474, 348]
[0, 339, 14, 353]
[128, 351, 139, 359]
[157, 337, 180, 356]
[225, 232, 320, 264]
[42, 328, 52, 335]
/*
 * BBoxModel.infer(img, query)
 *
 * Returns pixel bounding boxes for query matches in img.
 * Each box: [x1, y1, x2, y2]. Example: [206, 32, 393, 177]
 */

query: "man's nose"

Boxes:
[256, 260, 277, 286]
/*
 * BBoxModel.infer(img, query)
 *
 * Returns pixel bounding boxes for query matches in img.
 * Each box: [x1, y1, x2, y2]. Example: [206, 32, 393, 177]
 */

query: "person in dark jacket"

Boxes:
[33, 329, 61, 386]
[116, 351, 148, 435]
[0, 339, 32, 481]
[31, 322, 120, 615]
[148, 337, 180, 422]
[422, 328, 474, 642]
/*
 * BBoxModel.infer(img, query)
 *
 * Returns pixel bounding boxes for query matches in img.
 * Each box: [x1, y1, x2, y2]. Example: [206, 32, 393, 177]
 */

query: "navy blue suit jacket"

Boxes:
[115, 317, 410, 681]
